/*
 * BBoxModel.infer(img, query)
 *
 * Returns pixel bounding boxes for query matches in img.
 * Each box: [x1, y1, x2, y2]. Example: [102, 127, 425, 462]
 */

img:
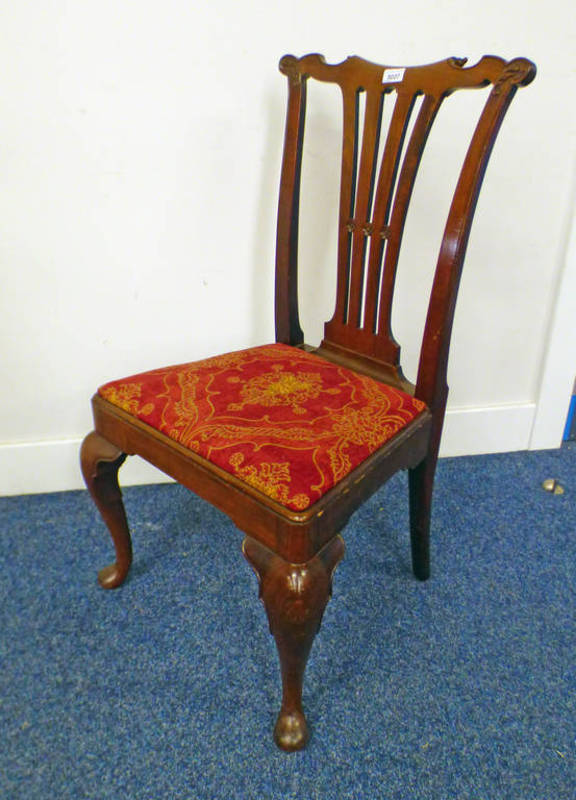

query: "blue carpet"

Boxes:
[1, 446, 575, 798]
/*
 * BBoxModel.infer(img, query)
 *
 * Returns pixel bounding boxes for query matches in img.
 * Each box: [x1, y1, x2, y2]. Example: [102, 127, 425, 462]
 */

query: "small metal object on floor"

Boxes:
[542, 478, 565, 495]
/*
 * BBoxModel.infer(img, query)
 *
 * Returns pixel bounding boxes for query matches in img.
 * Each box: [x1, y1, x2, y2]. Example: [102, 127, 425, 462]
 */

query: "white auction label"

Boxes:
[382, 68, 405, 83]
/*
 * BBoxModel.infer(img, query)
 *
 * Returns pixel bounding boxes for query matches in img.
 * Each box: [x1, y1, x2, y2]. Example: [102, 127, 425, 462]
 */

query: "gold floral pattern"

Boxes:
[98, 343, 426, 511]
[228, 366, 333, 415]
[99, 383, 154, 417]
[229, 453, 310, 510]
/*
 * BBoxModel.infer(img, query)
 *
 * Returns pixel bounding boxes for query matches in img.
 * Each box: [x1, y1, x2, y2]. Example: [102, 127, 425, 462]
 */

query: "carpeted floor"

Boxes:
[1, 445, 575, 798]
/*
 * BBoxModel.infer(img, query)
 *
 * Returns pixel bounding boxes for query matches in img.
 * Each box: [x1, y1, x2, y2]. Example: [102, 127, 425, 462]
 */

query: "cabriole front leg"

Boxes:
[243, 535, 345, 751]
[80, 431, 131, 589]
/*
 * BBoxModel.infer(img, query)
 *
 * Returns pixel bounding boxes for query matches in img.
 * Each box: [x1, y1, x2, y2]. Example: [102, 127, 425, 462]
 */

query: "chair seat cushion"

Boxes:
[98, 343, 426, 511]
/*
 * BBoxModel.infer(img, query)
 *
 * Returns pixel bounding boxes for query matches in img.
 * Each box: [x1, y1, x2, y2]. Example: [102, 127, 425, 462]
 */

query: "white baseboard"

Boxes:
[0, 402, 537, 497]
[0, 439, 173, 497]
[439, 402, 536, 457]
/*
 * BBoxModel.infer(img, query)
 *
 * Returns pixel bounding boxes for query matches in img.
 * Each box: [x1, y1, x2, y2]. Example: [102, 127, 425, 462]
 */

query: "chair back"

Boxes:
[275, 54, 535, 410]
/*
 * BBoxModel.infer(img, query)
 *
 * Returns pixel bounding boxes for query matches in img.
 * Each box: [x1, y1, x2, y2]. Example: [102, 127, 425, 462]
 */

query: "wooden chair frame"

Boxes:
[81, 53, 535, 750]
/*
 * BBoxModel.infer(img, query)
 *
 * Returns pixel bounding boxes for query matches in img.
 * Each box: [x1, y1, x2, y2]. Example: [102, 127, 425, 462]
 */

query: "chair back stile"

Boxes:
[275, 54, 536, 416]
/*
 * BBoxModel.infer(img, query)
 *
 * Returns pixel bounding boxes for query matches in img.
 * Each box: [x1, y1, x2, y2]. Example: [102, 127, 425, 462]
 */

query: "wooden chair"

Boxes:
[81, 53, 535, 750]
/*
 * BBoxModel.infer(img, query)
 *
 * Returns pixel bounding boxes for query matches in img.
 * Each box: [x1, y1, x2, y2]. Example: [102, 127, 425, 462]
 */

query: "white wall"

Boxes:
[0, 0, 574, 494]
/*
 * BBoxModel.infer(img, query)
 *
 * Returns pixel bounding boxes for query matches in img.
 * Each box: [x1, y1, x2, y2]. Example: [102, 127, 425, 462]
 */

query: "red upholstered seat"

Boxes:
[99, 343, 426, 511]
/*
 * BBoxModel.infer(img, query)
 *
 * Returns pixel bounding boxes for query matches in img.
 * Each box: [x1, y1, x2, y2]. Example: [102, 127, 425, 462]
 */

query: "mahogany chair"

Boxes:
[81, 53, 535, 750]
